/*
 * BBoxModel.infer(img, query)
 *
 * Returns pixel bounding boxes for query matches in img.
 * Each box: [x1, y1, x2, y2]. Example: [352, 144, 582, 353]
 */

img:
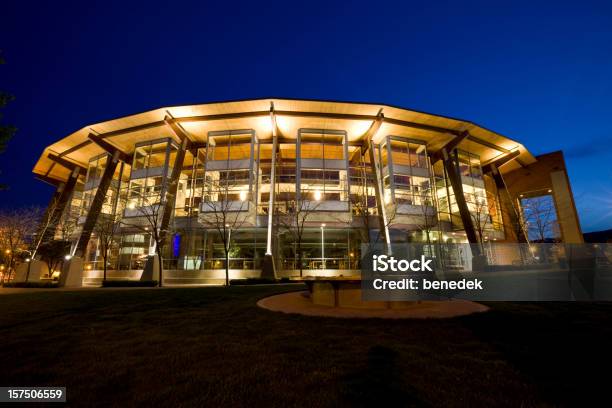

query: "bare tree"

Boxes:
[199, 171, 250, 286]
[467, 192, 492, 247]
[521, 195, 559, 242]
[122, 193, 166, 287]
[277, 186, 324, 277]
[0, 207, 41, 283]
[37, 239, 71, 279]
[93, 211, 121, 282]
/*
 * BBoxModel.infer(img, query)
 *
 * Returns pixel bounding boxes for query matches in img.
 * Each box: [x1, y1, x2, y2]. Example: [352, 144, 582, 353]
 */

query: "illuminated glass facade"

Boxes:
[32, 99, 583, 283]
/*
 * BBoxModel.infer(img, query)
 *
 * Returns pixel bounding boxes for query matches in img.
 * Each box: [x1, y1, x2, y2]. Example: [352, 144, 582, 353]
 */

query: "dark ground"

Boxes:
[0, 285, 610, 407]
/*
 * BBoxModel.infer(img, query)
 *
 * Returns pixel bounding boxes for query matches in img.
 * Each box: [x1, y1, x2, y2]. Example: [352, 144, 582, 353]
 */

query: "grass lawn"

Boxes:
[1, 285, 611, 407]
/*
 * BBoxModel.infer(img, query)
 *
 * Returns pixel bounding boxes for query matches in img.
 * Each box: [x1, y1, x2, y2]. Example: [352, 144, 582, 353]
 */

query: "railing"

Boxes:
[281, 257, 359, 271]
[162, 257, 263, 270]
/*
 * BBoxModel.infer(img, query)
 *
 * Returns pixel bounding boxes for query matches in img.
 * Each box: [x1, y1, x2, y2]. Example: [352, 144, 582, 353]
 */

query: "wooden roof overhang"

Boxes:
[33, 98, 536, 183]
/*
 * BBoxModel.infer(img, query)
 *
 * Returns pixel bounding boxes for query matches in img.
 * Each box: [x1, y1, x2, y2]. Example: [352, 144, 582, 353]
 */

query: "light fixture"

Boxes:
[86, 265, 92, 270]
[64, 255, 72, 261]
[314, 190, 322, 201]
[321, 223, 326, 227]
[239, 190, 248, 201]
[128, 202, 136, 210]
[5, 249, 10, 254]
[25, 258, 31, 262]
[547, 189, 552, 193]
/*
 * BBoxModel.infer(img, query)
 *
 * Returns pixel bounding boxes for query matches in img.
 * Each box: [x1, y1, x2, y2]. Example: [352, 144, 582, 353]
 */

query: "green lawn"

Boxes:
[1, 285, 610, 407]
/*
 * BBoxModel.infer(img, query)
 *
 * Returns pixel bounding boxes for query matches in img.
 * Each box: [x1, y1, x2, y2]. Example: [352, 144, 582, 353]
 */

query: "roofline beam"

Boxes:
[164, 115, 193, 143]
[481, 150, 521, 174]
[47, 153, 87, 173]
[270, 101, 279, 138]
[34, 173, 63, 186]
[429, 130, 470, 164]
[87, 133, 130, 162]
[52, 110, 513, 160]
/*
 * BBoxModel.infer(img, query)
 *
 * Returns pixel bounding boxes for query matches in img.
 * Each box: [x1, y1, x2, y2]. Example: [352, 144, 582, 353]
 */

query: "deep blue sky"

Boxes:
[1, 0, 611, 232]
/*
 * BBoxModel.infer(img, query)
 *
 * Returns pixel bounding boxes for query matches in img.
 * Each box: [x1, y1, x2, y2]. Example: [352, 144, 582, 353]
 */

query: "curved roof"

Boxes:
[33, 97, 536, 183]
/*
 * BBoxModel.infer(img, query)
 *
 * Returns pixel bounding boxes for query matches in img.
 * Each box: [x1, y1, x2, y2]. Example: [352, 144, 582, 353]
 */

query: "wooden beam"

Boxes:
[164, 115, 193, 144]
[467, 135, 511, 154]
[34, 173, 63, 186]
[74, 152, 121, 257]
[442, 149, 480, 245]
[88, 133, 130, 162]
[47, 153, 87, 173]
[481, 150, 521, 174]
[270, 101, 280, 138]
[40, 167, 82, 244]
[360, 109, 384, 153]
[429, 130, 470, 164]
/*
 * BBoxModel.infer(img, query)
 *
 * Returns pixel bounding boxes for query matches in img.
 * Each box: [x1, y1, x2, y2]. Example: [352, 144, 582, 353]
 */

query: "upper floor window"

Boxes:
[456, 150, 483, 180]
[299, 131, 345, 161]
[381, 138, 428, 169]
[206, 133, 253, 162]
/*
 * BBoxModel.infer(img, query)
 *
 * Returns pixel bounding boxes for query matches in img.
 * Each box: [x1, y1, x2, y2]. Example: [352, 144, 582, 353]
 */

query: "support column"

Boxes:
[159, 119, 191, 247]
[74, 150, 121, 257]
[363, 110, 391, 250]
[263, 102, 278, 278]
[490, 164, 528, 243]
[40, 167, 81, 244]
[441, 148, 480, 245]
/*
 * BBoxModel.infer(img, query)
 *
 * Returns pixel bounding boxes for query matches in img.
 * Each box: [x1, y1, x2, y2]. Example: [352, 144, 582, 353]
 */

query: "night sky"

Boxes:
[1, 0, 611, 232]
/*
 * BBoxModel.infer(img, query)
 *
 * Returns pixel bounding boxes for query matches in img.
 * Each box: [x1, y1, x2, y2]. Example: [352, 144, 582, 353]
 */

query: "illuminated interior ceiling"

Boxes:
[33, 98, 536, 183]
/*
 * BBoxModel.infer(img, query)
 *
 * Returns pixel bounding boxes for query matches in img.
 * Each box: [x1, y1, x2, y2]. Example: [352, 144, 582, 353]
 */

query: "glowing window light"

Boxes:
[314, 190, 322, 201]
[239, 190, 248, 201]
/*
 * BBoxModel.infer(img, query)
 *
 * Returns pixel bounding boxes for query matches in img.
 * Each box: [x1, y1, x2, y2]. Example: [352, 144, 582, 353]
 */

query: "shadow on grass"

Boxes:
[340, 345, 426, 407]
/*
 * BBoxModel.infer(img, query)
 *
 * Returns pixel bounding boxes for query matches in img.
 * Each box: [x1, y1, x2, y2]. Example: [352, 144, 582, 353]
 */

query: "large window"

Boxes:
[201, 131, 256, 212]
[520, 193, 560, 242]
[297, 129, 348, 204]
[127, 139, 177, 210]
[380, 137, 431, 207]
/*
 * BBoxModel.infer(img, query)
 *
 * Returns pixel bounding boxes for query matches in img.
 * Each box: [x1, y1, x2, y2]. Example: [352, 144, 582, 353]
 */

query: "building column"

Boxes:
[159, 120, 191, 248]
[262, 103, 278, 278]
[489, 164, 528, 243]
[40, 167, 81, 244]
[441, 148, 480, 245]
[363, 110, 391, 251]
[74, 150, 121, 257]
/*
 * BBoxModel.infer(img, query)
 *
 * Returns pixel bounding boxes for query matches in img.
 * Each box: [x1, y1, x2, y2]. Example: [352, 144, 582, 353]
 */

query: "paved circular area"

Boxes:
[257, 290, 489, 319]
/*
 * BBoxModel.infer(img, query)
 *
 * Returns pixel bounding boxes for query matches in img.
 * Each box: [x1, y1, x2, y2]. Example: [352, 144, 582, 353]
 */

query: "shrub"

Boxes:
[102, 280, 158, 287]
[3, 281, 58, 288]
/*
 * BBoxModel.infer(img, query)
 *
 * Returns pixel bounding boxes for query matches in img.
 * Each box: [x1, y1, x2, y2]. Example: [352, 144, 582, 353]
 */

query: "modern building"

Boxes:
[31, 98, 583, 284]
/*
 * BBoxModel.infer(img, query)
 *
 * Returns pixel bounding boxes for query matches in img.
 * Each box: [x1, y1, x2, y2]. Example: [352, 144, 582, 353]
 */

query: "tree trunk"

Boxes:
[103, 253, 107, 283]
[8, 254, 14, 282]
[298, 242, 303, 278]
[225, 250, 229, 286]
[157, 250, 163, 287]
